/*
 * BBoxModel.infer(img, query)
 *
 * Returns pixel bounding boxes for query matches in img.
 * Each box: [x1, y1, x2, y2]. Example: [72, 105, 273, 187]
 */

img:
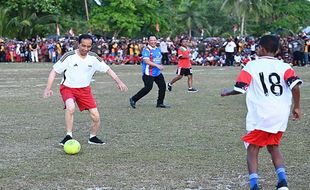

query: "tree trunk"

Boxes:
[84, 0, 89, 21]
[188, 17, 192, 38]
[240, 13, 245, 36]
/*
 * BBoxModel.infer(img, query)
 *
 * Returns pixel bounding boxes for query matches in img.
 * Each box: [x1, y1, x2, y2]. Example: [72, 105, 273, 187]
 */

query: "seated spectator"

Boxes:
[206, 53, 215, 66]
[234, 53, 241, 67]
[195, 54, 205, 65]
[219, 54, 226, 67]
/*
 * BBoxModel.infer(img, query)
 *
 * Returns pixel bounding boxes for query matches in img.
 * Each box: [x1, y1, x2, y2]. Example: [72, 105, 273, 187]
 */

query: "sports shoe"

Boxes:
[276, 180, 289, 190]
[156, 104, 170, 108]
[88, 136, 105, 145]
[59, 135, 72, 146]
[250, 184, 260, 190]
[167, 83, 172, 91]
[129, 97, 136, 109]
[188, 88, 198, 92]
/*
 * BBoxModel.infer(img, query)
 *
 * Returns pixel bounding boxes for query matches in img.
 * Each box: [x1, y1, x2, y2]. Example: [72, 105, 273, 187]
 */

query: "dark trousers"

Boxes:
[225, 52, 234, 66]
[132, 73, 166, 105]
[162, 53, 169, 65]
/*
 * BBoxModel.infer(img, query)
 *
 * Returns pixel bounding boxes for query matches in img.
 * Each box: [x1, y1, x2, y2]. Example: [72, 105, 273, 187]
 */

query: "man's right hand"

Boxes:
[43, 88, 53, 98]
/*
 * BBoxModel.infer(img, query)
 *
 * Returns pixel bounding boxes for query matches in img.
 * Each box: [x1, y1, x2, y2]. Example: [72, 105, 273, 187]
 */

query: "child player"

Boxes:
[221, 35, 302, 190]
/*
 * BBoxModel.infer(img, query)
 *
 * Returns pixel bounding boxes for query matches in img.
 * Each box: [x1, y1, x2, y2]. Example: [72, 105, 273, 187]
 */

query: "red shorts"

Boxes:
[60, 85, 97, 111]
[242, 129, 283, 147]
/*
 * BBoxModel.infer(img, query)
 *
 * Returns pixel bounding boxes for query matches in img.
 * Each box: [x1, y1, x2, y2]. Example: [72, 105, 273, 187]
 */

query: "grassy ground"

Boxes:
[0, 63, 309, 190]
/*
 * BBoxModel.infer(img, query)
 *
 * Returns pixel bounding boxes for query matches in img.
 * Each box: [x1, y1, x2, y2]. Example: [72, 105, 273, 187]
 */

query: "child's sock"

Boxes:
[66, 132, 72, 137]
[276, 167, 287, 182]
[249, 173, 259, 189]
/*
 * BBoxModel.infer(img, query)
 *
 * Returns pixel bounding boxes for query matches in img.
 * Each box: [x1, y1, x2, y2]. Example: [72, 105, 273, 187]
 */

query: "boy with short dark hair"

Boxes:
[221, 35, 303, 190]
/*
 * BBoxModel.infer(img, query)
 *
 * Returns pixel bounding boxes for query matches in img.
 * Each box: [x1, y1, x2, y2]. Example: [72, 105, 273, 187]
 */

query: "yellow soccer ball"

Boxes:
[64, 139, 81, 155]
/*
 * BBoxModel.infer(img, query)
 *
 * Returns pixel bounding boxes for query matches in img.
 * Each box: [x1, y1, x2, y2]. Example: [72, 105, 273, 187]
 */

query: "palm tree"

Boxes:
[0, 6, 10, 37]
[221, 0, 272, 36]
[7, 9, 57, 39]
[177, 0, 205, 38]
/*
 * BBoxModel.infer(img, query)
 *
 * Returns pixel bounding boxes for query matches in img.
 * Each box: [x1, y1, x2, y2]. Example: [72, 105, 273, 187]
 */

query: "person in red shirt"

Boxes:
[167, 38, 198, 92]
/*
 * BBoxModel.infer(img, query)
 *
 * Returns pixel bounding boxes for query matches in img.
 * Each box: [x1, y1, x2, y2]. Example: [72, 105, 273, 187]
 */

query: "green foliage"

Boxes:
[2, 0, 61, 14]
[0, 6, 9, 37]
[0, 0, 310, 39]
[89, 0, 162, 38]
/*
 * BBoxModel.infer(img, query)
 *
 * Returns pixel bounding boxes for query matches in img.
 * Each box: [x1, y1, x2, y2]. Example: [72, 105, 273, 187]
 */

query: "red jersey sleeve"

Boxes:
[284, 68, 303, 89]
[234, 70, 252, 93]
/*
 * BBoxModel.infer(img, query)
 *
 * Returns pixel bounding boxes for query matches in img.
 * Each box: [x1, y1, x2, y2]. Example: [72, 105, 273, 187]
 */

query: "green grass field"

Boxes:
[0, 63, 309, 190]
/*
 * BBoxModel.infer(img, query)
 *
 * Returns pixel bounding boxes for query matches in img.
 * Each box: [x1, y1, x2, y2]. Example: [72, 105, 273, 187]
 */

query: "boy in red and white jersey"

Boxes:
[167, 38, 198, 92]
[221, 35, 302, 190]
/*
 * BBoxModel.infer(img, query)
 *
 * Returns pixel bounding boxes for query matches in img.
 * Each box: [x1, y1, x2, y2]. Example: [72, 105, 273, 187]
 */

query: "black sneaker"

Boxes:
[250, 184, 260, 190]
[59, 135, 72, 146]
[276, 180, 289, 190]
[129, 97, 136, 109]
[167, 83, 172, 91]
[188, 88, 198, 92]
[88, 136, 105, 145]
[156, 104, 170, 108]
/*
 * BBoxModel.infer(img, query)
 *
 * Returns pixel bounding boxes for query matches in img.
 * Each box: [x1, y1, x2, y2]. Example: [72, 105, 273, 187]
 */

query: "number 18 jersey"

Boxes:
[233, 56, 303, 133]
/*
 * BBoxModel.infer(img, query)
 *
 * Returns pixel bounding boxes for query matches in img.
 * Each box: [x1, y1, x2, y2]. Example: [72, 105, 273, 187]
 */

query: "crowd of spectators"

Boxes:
[0, 33, 309, 67]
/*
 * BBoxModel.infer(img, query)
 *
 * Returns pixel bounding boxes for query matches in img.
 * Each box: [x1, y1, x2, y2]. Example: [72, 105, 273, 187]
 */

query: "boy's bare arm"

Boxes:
[291, 85, 301, 120]
[221, 88, 242, 97]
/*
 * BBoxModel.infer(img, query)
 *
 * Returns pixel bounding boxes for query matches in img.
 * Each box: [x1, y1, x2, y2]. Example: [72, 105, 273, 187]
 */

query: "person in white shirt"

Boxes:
[159, 38, 169, 65]
[221, 35, 302, 190]
[223, 37, 236, 66]
[43, 34, 128, 146]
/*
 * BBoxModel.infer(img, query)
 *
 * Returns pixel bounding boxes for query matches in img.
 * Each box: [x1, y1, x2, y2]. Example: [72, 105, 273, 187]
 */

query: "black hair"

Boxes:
[258, 35, 280, 54]
[180, 37, 188, 46]
[78, 34, 94, 44]
[147, 35, 156, 40]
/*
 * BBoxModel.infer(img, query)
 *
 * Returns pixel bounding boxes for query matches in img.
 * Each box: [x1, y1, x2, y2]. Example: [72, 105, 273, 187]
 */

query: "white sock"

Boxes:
[90, 134, 96, 139]
[66, 132, 72, 137]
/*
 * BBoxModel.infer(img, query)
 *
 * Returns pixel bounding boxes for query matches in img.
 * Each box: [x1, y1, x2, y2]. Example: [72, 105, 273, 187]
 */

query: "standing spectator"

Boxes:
[15, 43, 21, 62]
[51, 48, 57, 64]
[303, 36, 309, 66]
[8, 40, 15, 62]
[56, 42, 62, 61]
[30, 38, 39, 62]
[221, 35, 302, 190]
[48, 41, 55, 62]
[160, 38, 170, 65]
[167, 38, 198, 92]
[197, 40, 206, 57]
[292, 36, 304, 66]
[39, 42, 48, 62]
[0, 41, 6, 62]
[129, 35, 169, 109]
[43, 34, 128, 146]
[25, 42, 32, 62]
[223, 37, 236, 66]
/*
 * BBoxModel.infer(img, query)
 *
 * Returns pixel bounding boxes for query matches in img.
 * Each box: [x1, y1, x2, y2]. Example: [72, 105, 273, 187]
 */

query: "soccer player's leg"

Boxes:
[247, 144, 260, 190]
[267, 145, 288, 190]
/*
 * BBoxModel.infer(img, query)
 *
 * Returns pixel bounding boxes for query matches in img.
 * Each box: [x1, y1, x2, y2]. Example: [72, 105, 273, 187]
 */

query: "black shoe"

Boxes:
[59, 135, 72, 146]
[250, 184, 260, 190]
[276, 180, 289, 190]
[167, 83, 172, 91]
[156, 104, 170, 108]
[88, 136, 105, 145]
[129, 98, 136, 109]
[188, 88, 198, 92]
